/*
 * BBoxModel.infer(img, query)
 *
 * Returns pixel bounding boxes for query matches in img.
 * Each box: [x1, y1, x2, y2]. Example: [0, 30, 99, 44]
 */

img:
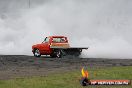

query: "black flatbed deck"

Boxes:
[50, 46, 88, 49]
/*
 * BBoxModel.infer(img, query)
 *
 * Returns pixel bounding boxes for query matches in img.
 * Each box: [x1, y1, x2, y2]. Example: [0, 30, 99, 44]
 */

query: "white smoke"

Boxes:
[0, 0, 132, 58]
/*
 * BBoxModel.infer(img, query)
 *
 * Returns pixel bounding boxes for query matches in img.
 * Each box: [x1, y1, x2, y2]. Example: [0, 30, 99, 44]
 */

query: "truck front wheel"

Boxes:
[34, 49, 41, 57]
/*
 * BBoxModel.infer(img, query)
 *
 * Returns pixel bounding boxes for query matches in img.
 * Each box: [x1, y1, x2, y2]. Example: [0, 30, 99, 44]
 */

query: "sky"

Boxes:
[0, 0, 132, 58]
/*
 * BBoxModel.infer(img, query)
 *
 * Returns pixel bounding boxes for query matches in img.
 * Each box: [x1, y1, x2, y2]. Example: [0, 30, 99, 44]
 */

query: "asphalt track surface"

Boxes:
[0, 55, 132, 80]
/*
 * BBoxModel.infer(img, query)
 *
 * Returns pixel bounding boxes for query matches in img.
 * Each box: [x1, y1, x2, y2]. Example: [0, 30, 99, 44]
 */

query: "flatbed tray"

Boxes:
[50, 46, 88, 49]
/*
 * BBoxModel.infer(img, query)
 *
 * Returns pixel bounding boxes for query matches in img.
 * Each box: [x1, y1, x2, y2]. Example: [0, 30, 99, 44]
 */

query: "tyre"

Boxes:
[56, 50, 62, 58]
[34, 49, 41, 57]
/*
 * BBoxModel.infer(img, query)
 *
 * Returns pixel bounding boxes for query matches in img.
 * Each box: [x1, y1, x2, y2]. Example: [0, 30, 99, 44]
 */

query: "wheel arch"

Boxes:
[33, 48, 39, 54]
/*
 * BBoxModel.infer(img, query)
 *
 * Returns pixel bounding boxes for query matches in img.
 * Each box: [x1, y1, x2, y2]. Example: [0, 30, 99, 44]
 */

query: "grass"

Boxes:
[0, 66, 132, 88]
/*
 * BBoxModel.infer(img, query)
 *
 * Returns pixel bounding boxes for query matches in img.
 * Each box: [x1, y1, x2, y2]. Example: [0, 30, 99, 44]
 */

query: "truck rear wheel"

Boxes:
[56, 50, 62, 58]
[34, 49, 41, 57]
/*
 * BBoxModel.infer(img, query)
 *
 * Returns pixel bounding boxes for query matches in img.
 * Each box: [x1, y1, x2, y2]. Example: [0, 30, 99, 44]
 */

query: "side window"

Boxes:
[43, 37, 49, 43]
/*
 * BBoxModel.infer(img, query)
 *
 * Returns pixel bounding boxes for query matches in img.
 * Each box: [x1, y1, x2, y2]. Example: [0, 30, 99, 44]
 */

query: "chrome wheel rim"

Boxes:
[56, 51, 61, 58]
[35, 49, 40, 56]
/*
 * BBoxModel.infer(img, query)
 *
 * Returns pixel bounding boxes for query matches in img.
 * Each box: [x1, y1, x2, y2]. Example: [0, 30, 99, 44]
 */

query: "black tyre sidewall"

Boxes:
[34, 49, 41, 57]
[56, 50, 62, 58]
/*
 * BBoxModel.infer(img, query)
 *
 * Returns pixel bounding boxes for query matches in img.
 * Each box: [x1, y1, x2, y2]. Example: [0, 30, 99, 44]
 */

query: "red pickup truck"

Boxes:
[32, 36, 88, 58]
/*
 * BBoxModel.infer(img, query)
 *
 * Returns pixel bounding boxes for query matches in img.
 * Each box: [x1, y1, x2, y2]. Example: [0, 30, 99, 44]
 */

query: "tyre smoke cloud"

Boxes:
[0, 0, 132, 59]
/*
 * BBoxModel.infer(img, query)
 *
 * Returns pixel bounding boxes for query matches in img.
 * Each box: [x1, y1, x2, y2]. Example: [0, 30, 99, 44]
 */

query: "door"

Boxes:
[40, 37, 50, 54]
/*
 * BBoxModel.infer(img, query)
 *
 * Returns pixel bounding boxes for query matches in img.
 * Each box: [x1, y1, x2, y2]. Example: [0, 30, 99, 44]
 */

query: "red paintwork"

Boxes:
[32, 36, 69, 55]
